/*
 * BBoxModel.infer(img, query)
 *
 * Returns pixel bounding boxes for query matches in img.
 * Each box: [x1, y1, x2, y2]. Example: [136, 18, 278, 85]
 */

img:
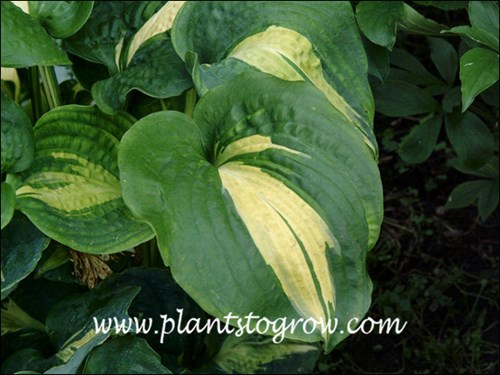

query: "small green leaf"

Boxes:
[445, 180, 486, 208]
[459, 47, 499, 111]
[445, 111, 495, 168]
[1, 213, 50, 299]
[363, 37, 390, 82]
[91, 34, 192, 115]
[398, 3, 449, 35]
[1, 1, 70, 67]
[390, 48, 441, 85]
[445, 178, 499, 220]
[34, 245, 71, 278]
[480, 81, 499, 107]
[468, 1, 499, 42]
[446, 26, 498, 52]
[355, 1, 404, 50]
[428, 37, 458, 84]
[14, 105, 154, 254]
[82, 336, 172, 374]
[1, 92, 35, 174]
[28, 1, 94, 39]
[372, 80, 441, 116]
[399, 114, 442, 164]
[477, 178, 499, 220]
[449, 156, 499, 179]
[1, 299, 45, 335]
[1, 182, 16, 230]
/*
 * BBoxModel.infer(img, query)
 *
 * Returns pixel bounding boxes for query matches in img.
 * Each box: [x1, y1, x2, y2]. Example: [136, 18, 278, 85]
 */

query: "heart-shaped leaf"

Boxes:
[459, 47, 499, 111]
[119, 73, 383, 352]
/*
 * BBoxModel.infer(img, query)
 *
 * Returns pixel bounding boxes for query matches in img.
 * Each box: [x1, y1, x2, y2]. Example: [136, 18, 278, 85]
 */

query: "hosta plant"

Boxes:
[18, 1, 492, 374]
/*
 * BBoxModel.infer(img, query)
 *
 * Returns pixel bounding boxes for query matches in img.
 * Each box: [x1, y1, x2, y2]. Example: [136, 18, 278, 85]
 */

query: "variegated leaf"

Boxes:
[119, 73, 383, 352]
[172, 1, 377, 156]
[12, 105, 153, 254]
[64, 1, 191, 115]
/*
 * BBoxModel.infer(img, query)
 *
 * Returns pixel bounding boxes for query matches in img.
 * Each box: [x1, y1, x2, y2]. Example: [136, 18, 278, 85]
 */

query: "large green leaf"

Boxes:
[91, 34, 191, 115]
[459, 48, 499, 111]
[445, 111, 495, 168]
[1, 1, 70, 67]
[446, 2, 499, 52]
[1, 212, 50, 299]
[12, 105, 154, 254]
[355, 1, 404, 50]
[119, 73, 383, 352]
[1, 92, 35, 174]
[82, 336, 171, 374]
[428, 37, 458, 84]
[172, 1, 377, 156]
[28, 1, 94, 39]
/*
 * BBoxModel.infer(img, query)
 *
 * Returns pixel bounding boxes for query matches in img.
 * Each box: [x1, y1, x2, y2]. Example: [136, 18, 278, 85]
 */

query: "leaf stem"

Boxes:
[29, 67, 42, 121]
[39, 65, 61, 109]
[184, 88, 197, 117]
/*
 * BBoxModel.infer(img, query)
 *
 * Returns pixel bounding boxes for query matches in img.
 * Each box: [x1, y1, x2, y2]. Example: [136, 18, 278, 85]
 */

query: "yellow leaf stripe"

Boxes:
[228, 26, 376, 153]
[125, 1, 186, 66]
[217, 135, 336, 331]
[16, 152, 121, 212]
